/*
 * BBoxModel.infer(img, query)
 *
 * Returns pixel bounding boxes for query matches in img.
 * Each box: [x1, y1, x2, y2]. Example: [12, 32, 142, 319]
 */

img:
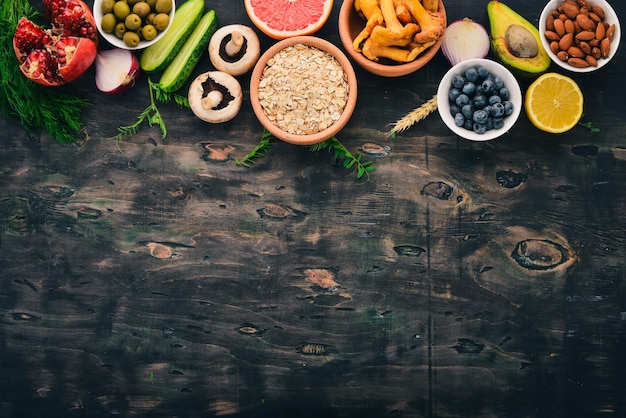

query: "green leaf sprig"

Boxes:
[310, 136, 375, 182]
[111, 77, 192, 147]
[578, 114, 600, 133]
[235, 129, 274, 167]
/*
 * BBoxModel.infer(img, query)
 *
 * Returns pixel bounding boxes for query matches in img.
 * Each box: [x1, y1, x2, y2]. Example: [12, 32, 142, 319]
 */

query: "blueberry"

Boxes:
[493, 117, 504, 129]
[477, 66, 489, 79]
[463, 118, 474, 130]
[455, 93, 470, 107]
[481, 79, 495, 94]
[503, 100, 514, 116]
[488, 95, 502, 105]
[486, 117, 494, 130]
[473, 109, 489, 124]
[499, 87, 510, 101]
[452, 74, 465, 88]
[450, 104, 461, 117]
[462, 104, 474, 119]
[472, 94, 487, 109]
[449, 87, 461, 102]
[483, 105, 492, 117]
[465, 67, 478, 82]
[462, 82, 476, 95]
[473, 122, 487, 134]
[454, 113, 465, 127]
[491, 102, 505, 117]
[494, 76, 504, 90]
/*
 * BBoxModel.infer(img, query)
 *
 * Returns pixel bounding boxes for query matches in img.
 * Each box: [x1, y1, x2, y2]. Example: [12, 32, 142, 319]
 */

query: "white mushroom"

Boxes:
[208, 24, 261, 76]
[188, 71, 242, 123]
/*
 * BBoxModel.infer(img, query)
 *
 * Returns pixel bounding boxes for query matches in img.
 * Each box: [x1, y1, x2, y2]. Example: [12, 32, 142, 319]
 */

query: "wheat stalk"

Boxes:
[388, 94, 438, 137]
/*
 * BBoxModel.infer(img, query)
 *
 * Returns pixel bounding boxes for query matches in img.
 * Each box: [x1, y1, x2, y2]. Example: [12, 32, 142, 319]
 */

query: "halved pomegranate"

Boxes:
[13, 0, 98, 86]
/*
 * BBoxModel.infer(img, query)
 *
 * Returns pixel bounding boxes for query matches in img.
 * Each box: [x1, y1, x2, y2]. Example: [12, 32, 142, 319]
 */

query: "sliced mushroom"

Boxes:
[188, 71, 242, 123]
[208, 24, 261, 76]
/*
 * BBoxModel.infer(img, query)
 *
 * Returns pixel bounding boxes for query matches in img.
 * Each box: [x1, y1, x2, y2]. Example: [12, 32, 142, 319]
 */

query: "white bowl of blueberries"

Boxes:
[437, 58, 522, 141]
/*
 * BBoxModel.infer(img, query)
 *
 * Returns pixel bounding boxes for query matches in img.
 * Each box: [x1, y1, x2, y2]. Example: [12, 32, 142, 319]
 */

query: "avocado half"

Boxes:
[487, 1, 550, 74]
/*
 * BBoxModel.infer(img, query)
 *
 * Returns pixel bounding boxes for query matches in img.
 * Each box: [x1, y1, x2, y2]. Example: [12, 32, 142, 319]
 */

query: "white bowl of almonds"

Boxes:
[539, 0, 620, 72]
[249, 36, 358, 145]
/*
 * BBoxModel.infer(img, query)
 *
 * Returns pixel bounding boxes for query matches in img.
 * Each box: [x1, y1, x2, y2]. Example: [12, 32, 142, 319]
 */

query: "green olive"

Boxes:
[152, 13, 170, 30]
[145, 12, 156, 24]
[124, 13, 142, 31]
[114, 22, 127, 39]
[123, 31, 141, 48]
[155, 0, 172, 14]
[100, 13, 117, 33]
[146, 0, 157, 8]
[127, 0, 140, 6]
[113, 1, 130, 20]
[101, 0, 115, 14]
[141, 24, 157, 41]
[132, 1, 151, 18]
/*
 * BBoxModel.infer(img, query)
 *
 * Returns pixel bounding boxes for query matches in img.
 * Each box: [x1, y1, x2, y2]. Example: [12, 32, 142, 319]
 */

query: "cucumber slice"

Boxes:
[158, 10, 218, 93]
[139, 0, 205, 73]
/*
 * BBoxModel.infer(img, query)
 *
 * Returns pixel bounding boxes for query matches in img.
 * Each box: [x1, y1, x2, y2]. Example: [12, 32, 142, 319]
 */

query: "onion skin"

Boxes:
[95, 49, 140, 95]
[442, 18, 490, 66]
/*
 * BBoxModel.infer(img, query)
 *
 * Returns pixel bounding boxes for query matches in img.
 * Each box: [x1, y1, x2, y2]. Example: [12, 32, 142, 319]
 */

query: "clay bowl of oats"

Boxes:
[249, 36, 358, 145]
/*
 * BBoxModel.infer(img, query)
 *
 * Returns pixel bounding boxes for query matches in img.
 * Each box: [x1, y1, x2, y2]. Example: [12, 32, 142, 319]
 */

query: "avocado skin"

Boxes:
[487, 1, 551, 74]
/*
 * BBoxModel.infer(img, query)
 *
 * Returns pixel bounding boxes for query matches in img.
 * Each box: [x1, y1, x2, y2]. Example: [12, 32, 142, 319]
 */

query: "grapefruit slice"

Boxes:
[244, 0, 334, 40]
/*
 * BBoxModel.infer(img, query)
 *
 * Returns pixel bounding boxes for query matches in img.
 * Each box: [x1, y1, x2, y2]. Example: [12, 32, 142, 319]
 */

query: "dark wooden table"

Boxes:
[2, 1, 625, 417]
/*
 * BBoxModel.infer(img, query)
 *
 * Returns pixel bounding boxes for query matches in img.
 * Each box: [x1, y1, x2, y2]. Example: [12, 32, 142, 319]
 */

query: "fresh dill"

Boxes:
[235, 129, 274, 167]
[0, 1, 90, 145]
[237, 131, 375, 182]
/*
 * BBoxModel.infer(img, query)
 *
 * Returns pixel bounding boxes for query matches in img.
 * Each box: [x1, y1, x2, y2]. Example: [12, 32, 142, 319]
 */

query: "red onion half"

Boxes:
[95, 49, 140, 94]
[441, 18, 490, 66]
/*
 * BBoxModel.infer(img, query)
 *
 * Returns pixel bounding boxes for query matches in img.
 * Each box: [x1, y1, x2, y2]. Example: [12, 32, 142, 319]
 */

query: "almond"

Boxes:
[557, 50, 569, 62]
[595, 21, 605, 40]
[591, 46, 601, 59]
[553, 18, 566, 37]
[564, 19, 576, 34]
[567, 57, 589, 68]
[559, 32, 574, 50]
[585, 55, 598, 67]
[575, 14, 595, 31]
[600, 37, 610, 58]
[575, 30, 596, 41]
[561, 1, 580, 19]
[588, 12, 601, 24]
[545, 30, 561, 42]
[567, 46, 585, 58]
[590, 5, 605, 20]
[546, 15, 556, 32]
[550, 41, 561, 54]
[579, 41, 591, 55]
[606, 24, 615, 41]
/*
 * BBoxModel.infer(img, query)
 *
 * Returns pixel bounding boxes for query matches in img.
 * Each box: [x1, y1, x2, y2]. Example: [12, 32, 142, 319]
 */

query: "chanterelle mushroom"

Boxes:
[188, 71, 242, 123]
[208, 24, 261, 76]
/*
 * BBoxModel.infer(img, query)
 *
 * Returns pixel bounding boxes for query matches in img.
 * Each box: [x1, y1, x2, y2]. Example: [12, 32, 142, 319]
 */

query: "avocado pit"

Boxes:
[505, 24, 538, 58]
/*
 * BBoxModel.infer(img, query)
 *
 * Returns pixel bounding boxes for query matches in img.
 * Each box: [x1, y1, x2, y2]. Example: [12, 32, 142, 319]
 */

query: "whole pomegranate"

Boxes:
[13, 0, 98, 86]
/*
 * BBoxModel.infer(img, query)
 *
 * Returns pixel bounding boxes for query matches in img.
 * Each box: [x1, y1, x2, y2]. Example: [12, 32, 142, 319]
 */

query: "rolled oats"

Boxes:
[258, 44, 349, 136]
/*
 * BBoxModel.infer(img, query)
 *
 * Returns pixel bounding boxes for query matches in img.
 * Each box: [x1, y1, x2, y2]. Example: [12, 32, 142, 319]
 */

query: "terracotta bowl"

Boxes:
[338, 0, 446, 77]
[93, 0, 175, 50]
[249, 36, 358, 146]
[539, 0, 620, 73]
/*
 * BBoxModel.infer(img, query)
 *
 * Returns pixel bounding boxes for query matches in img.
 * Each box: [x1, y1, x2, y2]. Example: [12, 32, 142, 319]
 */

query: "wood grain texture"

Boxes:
[1, 1, 626, 417]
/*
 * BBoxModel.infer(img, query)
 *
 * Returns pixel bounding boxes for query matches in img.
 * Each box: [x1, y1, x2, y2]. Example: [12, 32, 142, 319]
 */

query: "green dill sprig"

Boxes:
[235, 129, 274, 167]
[111, 77, 167, 145]
[0, 1, 90, 145]
[153, 83, 190, 108]
[310, 136, 375, 182]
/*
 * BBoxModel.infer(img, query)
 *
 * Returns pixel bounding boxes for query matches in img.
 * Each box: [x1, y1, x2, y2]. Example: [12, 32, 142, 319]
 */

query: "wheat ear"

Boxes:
[388, 95, 438, 137]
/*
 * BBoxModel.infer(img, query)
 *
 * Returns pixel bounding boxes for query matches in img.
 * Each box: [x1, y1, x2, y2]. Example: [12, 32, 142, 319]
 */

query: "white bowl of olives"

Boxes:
[94, 0, 175, 50]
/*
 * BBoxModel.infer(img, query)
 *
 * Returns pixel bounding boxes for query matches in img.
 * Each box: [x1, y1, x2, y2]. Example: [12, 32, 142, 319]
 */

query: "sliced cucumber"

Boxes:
[158, 10, 218, 93]
[139, 0, 205, 73]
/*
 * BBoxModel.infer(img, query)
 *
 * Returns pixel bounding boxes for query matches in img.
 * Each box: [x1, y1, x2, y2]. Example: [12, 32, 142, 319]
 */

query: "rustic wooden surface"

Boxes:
[1, 1, 626, 417]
